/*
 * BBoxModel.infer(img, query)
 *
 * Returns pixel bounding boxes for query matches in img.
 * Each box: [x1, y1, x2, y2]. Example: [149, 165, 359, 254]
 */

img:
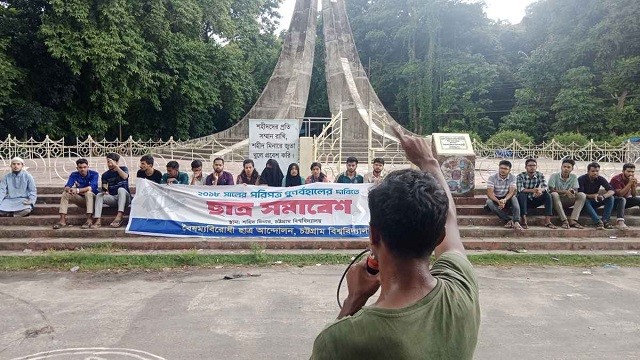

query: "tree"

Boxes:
[551, 67, 603, 138]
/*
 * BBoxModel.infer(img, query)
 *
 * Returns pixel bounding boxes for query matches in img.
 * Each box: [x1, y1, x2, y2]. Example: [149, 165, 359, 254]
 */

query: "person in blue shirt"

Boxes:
[54, 158, 99, 229]
[91, 153, 130, 228]
[161, 161, 189, 185]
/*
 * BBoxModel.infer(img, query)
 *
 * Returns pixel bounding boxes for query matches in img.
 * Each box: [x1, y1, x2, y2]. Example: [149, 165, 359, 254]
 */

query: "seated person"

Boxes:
[516, 158, 555, 229]
[161, 161, 189, 185]
[609, 163, 639, 230]
[205, 157, 234, 185]
[91, 153, 130, 228]
[0, 157, 37, 217]
[55, 158, 99, 229]
[578, 162, 616, 230]
[136, 154, 162, 183]
[190, 160, 208, 185]
[364, 158, 387, 184]
[335, 156, 364, 183]
[283, 163, 303, 187]
[305, 162, 329, 183]
[485, 160, 522, 231]
[236, 159, 260, 185]
[258, 159, 284, 187]
[548, 158, 586, 229]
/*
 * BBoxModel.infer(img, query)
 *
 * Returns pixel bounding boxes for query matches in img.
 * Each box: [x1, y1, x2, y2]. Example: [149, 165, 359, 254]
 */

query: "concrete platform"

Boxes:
[0, 265, 638, 359]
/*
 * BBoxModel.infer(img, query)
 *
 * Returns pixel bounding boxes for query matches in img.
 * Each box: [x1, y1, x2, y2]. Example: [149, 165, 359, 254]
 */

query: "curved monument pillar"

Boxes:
[322, 0, 402, 140]
[214, 0, 318, 139]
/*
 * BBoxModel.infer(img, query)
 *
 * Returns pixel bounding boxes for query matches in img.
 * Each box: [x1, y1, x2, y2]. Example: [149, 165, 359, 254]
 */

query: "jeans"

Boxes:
[485, 197, 521, 223]
[582, 196, 614, 224]
[614, 196, 640, 220]
[517, 191, 553, 216]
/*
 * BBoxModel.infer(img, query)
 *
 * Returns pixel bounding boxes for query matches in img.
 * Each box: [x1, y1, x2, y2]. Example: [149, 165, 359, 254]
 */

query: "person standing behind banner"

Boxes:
[258, 159, 284, 187]
[305, 162, 329, 184]
[136, 154, 162, 184]
[205, 157, 234, 186]
[283, 163, 303, 187]
[236, 159, 260, 185]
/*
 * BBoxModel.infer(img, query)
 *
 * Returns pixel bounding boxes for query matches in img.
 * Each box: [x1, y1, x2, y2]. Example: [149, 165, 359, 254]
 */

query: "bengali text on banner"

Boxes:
[125, 179, 372, 238]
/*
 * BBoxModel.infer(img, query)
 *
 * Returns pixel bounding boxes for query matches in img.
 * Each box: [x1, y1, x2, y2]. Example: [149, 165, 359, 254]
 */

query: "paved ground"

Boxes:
[1, 265, 639, 360]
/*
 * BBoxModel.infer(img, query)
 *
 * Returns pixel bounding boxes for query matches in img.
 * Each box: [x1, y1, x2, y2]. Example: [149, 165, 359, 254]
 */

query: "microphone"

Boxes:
[366, 254, 379, 275]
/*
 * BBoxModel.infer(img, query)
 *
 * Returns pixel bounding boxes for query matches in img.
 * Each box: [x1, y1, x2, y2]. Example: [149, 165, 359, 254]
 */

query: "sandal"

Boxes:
[569, 221, 584, 229]
[521, 223, 529, 229]
[544, 223, 558, 229]
[90, 222, 102, 229]
[81, 221, 93, 229]
[561, 220, 570, 229]
[52, 223, 71, 230]
[504, 220, 513, 228]
[110, 219, 123, 228]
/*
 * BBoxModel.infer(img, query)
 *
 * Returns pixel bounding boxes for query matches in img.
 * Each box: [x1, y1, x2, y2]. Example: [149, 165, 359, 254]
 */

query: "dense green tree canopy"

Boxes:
[1, 0, 639, 142]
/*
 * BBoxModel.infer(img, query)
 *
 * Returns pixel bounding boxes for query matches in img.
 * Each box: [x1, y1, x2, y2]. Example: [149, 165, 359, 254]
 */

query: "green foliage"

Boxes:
[487, 130, 534, 145]
[552, 133, 589, 146]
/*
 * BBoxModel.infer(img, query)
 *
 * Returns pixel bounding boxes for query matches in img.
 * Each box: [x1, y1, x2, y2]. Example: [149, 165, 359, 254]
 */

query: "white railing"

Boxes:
[313, 110, 344, 179]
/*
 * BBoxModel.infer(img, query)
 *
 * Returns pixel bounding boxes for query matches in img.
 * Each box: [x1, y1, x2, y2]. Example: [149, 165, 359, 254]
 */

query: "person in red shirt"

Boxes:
[610, 163, 639, 230]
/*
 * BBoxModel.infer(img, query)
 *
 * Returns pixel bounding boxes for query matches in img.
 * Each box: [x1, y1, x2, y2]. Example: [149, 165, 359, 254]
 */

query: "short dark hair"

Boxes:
[106, 153, 120, 162]
[498, 160, 512, 169]
[310, 162, 322, 170]
[140, 154, 154, 165]
[587, 162, 600, 171]
[562, 158, 576, 167]
[368, 169, 448, 259]
[525, 158, 537, 166]
[346, 156, 358, 164]
[373, 157, 384, 165]
[191, 160, 202, 169]
[213, 157, 224, 164]
[623, 163, 635, 171]
[166, 161, 179, 170]
[243, 159, 255, 167]
[76, 158, 89, 166]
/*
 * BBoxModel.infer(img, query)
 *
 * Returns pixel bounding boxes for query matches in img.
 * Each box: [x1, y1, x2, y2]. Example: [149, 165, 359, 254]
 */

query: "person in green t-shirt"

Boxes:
[311, 127, 480, 360]
[160, 161, 189, 185]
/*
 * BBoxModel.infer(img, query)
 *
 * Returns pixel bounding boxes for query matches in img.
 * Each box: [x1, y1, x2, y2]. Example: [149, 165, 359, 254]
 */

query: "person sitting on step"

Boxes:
[305, 162, 329, 184]
[485, 160, 523, 231]
[54, 158, 99, 229]
[136, 154, 162, 184]
[0, 157, 37, 218]
[548, 158, 586, 229]
[578, 162, 616, 230]
[609, 162, 639, 230]
[161, 161, 189, 185]
[335, 156, 364, 184]
[236, 159, 260, 185]
[516, 158, 556, 229]
[91, 153, 130, 228]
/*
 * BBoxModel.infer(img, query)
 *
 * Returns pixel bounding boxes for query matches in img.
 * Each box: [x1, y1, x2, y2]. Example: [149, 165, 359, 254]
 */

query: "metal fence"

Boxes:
[2, 134, 638, 185]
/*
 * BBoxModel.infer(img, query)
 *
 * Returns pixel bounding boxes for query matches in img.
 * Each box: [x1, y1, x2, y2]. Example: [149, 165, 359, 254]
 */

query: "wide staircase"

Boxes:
[1, 187, 639, 252]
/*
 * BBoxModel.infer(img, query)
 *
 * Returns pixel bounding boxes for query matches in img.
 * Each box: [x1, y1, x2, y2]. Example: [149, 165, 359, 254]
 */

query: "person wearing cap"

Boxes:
[91, 153, 130, 228]
[0, 157, 37, 217]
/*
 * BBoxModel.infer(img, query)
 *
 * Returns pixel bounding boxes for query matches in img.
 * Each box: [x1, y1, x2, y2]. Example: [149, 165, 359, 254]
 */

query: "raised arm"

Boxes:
[392, 126, 465, 258]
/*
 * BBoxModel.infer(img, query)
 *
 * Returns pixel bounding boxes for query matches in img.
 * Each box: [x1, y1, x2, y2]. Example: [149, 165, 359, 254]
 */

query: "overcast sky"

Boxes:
[277, 0, 537, 32]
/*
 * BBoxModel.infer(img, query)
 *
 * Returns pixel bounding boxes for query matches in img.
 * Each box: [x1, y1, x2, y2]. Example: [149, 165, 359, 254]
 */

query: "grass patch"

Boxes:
[0, 252, 639, 271]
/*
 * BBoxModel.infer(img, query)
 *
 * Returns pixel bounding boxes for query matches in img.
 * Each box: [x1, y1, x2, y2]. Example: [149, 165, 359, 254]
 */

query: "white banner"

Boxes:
[249, 119, 300, 171]
[126, 180, 372, 238]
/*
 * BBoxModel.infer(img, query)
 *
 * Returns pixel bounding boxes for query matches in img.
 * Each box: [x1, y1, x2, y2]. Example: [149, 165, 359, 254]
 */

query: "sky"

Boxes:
[277, 0, 537, 32]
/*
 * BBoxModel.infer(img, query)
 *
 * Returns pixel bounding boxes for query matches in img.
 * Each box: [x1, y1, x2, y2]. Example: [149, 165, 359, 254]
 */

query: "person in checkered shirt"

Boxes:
[516, 158, 556, 229]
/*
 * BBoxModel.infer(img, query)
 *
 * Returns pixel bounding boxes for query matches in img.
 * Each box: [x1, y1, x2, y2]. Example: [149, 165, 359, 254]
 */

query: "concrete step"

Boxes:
[0, 225, 637, 239]
[0, 215, 122, 226]
[1, 237, 639, 252]
[29, 205, 131, 216]
[457, 215, 640, 227]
